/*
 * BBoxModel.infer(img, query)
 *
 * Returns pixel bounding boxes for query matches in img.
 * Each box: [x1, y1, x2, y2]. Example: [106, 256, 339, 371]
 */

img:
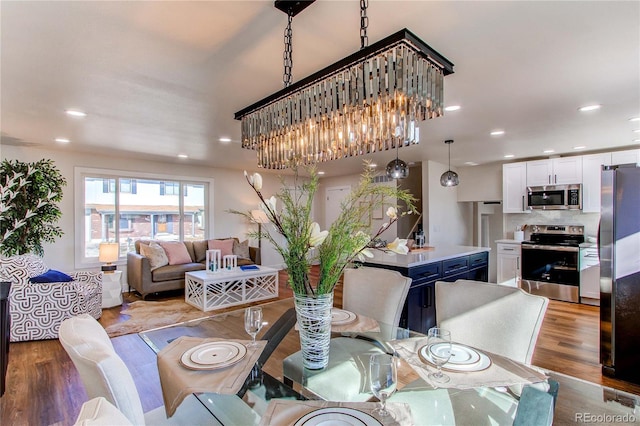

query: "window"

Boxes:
[76, 168, 212, 266]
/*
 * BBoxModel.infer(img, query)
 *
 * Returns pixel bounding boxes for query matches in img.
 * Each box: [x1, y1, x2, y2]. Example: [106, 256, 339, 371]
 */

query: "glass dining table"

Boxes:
[139, 298, 640, 425]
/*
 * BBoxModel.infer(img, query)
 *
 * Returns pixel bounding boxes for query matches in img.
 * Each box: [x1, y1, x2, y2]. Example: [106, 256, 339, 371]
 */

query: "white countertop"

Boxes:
[496, 239, 523, 244]
[364, 245, 490, 268]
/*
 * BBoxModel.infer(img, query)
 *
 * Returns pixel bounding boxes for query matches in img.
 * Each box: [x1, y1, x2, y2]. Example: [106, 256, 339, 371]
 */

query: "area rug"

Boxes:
[104, 298, 282, 338]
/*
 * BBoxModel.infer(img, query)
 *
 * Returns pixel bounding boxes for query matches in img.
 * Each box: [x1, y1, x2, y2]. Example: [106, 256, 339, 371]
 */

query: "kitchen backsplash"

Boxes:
[504, 211, 600, 240]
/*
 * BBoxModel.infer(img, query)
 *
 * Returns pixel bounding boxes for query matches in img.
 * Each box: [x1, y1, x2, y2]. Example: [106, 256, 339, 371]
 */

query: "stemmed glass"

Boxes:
[244, 306, 263, 348]
[427, 327, 452, 384]
[369, 353, 398, 419]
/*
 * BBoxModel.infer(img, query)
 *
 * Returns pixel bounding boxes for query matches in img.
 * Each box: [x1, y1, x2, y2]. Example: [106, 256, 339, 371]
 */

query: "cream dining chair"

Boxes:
[59, 314, 256, 426]
[435, 279, 549, 365]
[282, 266, 412, 401]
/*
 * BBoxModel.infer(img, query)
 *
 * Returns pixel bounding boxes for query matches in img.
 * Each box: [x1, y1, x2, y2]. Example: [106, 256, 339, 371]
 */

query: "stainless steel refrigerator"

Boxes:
[600, 163, 640, 384]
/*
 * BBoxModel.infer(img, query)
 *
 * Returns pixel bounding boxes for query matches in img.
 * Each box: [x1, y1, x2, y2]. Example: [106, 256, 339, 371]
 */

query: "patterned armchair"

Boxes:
[0, 254, 102, 342]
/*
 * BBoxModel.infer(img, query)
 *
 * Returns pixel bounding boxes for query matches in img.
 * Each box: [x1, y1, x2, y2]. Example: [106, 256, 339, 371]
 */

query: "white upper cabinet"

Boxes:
[611, 149, 640, 165]
[581, 153, 612, 213]
[526, 157, 583, 186]
[503, 162, 528, 213]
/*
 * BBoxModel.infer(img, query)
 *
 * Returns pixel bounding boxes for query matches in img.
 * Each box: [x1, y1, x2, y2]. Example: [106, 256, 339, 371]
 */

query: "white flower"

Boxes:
[252, 173, 263, 191]
[386, 206, 398, 220]
[356, 248, 374, 262]
[262, 196, 277, 215]
[387, 238, 409, 255]
[309, 222, 328, 248]
[244, 170, 252, 185]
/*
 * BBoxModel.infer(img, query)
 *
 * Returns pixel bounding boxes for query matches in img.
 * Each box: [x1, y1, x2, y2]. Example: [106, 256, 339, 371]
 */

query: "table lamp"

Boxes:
[99, 242, 119, 273]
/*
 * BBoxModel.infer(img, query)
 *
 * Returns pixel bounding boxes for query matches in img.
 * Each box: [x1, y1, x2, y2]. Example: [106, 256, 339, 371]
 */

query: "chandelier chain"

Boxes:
[360, 0, 368, 49]
[283, 13, 293, 87]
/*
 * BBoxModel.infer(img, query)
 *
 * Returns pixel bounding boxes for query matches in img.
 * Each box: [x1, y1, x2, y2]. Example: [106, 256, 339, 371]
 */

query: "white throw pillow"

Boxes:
[139, 242, 169, 271]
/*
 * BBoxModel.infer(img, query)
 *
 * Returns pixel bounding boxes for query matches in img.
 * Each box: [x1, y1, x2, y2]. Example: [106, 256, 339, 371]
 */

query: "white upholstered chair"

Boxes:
[282, 267, 412, 401]
[59, 314, 244, 426]
[74, 397, 134, 426]
[435, 279, 549, 364]
[342, 266, 412, 329]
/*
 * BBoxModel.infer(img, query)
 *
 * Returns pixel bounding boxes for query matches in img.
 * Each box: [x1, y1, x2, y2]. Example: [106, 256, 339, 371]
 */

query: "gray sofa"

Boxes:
[127, 239, 258, 299]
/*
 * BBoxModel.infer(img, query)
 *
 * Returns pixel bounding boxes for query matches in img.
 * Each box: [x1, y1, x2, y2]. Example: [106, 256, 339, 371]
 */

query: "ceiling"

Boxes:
[2, 1, 639, 177]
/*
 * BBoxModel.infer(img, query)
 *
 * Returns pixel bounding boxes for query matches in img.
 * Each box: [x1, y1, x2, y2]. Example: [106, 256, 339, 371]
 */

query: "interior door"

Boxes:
[325, 186, 351, 229]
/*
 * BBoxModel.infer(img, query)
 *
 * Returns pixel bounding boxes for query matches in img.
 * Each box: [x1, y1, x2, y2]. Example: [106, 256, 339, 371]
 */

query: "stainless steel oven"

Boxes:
[520, 225, 584, 303]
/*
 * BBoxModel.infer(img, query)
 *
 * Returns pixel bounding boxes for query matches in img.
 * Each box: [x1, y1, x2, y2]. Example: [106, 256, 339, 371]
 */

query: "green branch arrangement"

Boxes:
[0, 159, 66, 257]
[230, 164, 417, 297]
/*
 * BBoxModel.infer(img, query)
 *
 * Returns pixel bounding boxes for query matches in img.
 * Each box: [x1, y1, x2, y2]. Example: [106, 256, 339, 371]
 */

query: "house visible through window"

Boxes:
[79, 171, 209, 264]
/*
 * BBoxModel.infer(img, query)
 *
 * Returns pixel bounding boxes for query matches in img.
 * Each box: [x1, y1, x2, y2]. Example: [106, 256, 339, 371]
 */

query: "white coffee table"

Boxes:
[185, 267, 279, 312]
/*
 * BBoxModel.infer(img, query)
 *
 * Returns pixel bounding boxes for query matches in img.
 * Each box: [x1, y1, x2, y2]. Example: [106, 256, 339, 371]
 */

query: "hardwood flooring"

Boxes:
[1, 271, 639, 425]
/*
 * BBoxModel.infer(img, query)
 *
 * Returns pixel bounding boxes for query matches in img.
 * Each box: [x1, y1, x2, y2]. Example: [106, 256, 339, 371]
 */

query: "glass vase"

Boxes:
[294, 292, 333, 370]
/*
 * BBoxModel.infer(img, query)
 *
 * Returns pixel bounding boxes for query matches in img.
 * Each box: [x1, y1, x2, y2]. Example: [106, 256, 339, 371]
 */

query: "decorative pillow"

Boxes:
[192, 240, 208, 263]
[140, 242, 169, 271]
[158, 241, 192, 265]
[29, 269, 73, 283]
[208, 239, 234, 257]
[233, 239, 251, 260]
[0, 254, 49, 285]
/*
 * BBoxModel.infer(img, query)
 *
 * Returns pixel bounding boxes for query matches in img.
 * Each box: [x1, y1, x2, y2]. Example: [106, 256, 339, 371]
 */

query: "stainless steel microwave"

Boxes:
[526, 184, 582, 210]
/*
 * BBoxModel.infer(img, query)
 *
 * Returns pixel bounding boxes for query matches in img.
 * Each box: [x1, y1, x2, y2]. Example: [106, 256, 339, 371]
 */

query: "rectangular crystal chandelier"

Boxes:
[234, 29, 454, 169]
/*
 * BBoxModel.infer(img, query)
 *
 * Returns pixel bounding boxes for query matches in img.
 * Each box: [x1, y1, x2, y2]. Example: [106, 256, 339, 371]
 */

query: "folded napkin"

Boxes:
[294, 312, 381, 333]
[258, 399, 413, 426]
[157, 336, 266, 417]
[391, 337, 547, 390]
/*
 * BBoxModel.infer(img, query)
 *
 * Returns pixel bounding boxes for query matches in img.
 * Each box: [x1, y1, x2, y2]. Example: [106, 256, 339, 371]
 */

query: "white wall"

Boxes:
[457, 163, 502, 202]
[423, 161, 473, 246]
[1, 145, 285, 276]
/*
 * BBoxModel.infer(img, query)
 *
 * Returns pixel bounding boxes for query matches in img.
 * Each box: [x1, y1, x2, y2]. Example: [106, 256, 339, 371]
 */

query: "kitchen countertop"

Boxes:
[364, 245, 490, 268]
[496, 239, 523, 244]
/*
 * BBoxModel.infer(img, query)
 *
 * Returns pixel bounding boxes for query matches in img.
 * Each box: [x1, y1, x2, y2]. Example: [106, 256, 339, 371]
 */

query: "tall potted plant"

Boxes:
[0, 159, 66, 257]
[233, 164, 416, 369]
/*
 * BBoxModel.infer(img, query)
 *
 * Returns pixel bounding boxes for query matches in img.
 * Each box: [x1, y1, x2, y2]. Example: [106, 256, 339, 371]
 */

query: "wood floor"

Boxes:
[1, 272, 639, 425]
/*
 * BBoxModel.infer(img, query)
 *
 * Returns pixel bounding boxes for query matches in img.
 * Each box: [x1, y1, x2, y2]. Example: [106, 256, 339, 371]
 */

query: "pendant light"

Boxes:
[440, 139, 459, 187]
[386, 142, 409, 179]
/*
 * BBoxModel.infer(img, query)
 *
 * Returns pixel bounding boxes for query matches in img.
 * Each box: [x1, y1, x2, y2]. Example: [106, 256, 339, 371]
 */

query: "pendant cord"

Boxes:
[360, 0, 369, 49]
[283, 12, 293, 87]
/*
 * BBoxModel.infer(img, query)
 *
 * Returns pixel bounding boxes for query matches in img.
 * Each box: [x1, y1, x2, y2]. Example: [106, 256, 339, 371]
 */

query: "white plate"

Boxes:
[420, 343, 492, 372]
[294, 407, 382, 426]
[331, 309, 357, 325]
[429, 342, 480, 365]
[180, 341, 247, 371]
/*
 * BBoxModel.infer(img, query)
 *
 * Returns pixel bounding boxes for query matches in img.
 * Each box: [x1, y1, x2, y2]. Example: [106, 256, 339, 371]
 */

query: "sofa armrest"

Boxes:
[127, 252, 153, 295]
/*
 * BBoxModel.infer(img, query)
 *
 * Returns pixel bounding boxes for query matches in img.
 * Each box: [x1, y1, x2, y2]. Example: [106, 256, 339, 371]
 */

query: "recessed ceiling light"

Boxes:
[504, 154, 515, 159]
[55, 137, 70, 143]
[543, 149, 555, 154]
[317, 171, 325, 175]
[578, 104, 601, 112]
[633, 129, 640, 133]
[573, 145, 586, 150]
[368, 163, 377, 168]
[490, 130, 505, 136]
[65, 109, 87, 117]
[629, 117, 640, 122]
[633, 139, 640, 143]
[219, 137, 232, 143]
[444, 105, 461, 112]
[177, 154, 188, 159]
[464, 161, 478, 166]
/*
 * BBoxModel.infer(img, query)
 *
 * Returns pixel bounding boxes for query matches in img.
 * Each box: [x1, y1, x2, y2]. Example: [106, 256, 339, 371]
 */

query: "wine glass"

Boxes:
[427, 327, 452, 384]
[244, 307, 263, 347]
[369, 353, 398, 418]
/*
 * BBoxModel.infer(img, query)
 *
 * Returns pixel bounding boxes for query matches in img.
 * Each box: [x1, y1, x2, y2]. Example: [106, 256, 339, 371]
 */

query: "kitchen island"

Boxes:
[363, 245, 490, 334]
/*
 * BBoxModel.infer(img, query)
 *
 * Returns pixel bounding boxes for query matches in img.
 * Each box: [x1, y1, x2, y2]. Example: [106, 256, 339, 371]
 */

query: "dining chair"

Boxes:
[74, 397, 133, 426]
[435, 279, 549, 364]
[282, 267, 411, 401]
[59, 314, 252, 426]
[342, 266, 412, 330]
